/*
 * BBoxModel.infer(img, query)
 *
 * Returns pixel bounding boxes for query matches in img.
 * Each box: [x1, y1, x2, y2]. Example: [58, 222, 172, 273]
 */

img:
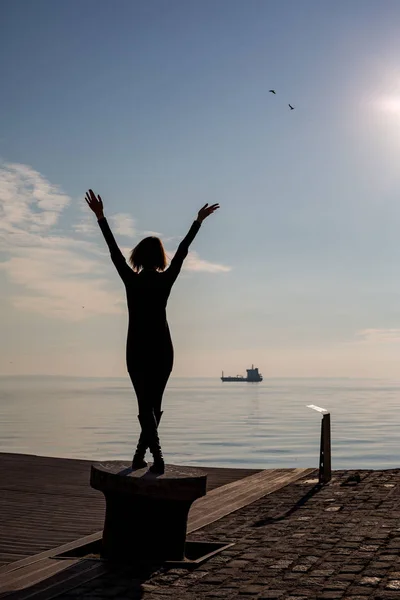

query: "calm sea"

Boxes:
[0, 376, 399, 470]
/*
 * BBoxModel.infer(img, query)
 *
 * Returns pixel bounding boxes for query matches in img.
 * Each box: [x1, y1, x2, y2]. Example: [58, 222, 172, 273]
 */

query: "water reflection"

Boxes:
[0, 376, 398, 469]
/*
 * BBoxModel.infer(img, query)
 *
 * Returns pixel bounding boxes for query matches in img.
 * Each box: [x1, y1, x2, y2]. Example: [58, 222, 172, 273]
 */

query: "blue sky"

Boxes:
[2, 0, 400, 377]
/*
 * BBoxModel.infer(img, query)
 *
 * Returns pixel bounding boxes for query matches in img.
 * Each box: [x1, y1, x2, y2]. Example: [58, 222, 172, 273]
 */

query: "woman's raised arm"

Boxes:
[166, 202, 220, 285]
[85, 189, 133, 283]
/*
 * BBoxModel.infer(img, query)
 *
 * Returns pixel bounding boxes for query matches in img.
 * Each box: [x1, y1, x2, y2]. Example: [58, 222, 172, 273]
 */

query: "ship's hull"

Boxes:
[221, 377, 262, 382]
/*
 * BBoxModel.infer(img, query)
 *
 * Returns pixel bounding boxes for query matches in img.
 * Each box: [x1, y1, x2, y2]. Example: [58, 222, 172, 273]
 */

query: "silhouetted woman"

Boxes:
[85, 189, 219, 474]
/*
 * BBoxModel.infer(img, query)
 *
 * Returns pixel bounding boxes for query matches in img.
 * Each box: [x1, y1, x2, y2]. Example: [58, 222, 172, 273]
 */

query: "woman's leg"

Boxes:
[129, 367, 171, 431]
[152, 337, 173, 416]
[129, 369, 168, 473]
[129, 371, 150, 469]
[129, 338, 173, 472]
[151, 367, 172, 417]
[129, 370, 154, 417]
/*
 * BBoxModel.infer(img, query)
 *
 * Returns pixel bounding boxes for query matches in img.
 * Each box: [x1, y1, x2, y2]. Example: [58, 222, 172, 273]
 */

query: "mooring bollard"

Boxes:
[90, 462, 207, 563]
[306, 405, 332, 484]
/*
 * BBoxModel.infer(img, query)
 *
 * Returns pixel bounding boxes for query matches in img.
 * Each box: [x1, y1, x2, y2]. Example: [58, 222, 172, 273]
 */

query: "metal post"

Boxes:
[307, 404, 332, 485]
[319, 413, 331, 484]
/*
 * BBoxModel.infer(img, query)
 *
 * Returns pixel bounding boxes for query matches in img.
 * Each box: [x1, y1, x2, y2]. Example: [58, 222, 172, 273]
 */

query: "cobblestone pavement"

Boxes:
[56, 469, 400, 600]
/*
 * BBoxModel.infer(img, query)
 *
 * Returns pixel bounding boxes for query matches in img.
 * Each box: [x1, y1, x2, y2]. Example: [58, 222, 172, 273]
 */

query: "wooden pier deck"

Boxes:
[0, 452, 315, 598]
[0, 452, 264, 569]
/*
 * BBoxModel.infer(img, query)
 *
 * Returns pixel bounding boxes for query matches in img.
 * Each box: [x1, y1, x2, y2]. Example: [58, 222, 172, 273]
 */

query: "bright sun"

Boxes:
[378, 96, 400, 113]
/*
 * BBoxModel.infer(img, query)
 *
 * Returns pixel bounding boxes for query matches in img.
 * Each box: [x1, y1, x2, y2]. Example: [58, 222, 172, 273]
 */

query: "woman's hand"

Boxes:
[85, 189, 104, 218]
[196, 203, 220, 223]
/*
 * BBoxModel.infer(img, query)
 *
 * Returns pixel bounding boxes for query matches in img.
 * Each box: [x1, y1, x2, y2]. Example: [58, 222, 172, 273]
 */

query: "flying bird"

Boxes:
[288, 104, 295, 110]
[269, 89, 276, 94]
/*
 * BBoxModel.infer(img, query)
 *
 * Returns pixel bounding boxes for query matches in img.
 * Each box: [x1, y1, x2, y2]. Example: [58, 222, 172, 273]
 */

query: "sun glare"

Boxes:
[378, 96, 400, 113]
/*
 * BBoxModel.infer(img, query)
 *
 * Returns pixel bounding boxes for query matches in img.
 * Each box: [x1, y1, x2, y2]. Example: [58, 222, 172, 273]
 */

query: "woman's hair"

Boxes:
[129, 236, 168, 273]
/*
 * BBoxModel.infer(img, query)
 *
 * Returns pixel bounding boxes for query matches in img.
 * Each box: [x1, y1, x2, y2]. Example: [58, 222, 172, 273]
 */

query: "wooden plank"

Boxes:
[0, 558, 80, 594]
[0, 532, 103, 577]
[191, 468, 284, 502]
[0, 560, 107, 600]
[0, 558, 78, 591]
[188, 467, 316, 532]
[16, 562, 108, 600]
[189, 469, 291, 515]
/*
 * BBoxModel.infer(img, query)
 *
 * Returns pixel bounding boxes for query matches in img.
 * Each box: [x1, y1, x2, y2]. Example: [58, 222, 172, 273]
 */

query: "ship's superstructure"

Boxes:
[221, 365, 263, 382]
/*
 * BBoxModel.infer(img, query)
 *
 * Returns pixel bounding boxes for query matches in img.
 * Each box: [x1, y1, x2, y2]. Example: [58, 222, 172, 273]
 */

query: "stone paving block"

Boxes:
[378, 555, 398, 562]
[221, 580, 243, 588]
[203, 591, 235, 598]
[300, 578, 326, 589]
[345, 587, 376, 596]
[226, 559, 250, 568]
[285, 573, 304, 581]
[238, 584, 267, 595]
[323, 581, 351, 591]
[270, 560, 295, 569]
[240, 553, 262, 560]
[304, 557, 320, 564]
[385, 580, 400, 590]
[368, 562, 393, 571]
[199, 574, 231, 585]
[359, 577, 381, 587]
[182, 569, 209, 581]
[339, 566, 364, 574]
[142, 584, 161, 592]
[341, 597, 370, 600]
[292, 565, 311, 572]
[171, 578, 194, 588]
[289, 589, 318, 598]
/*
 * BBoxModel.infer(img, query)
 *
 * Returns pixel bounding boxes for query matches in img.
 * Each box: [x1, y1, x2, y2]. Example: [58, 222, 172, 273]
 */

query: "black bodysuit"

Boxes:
[98, 217, 201, 415]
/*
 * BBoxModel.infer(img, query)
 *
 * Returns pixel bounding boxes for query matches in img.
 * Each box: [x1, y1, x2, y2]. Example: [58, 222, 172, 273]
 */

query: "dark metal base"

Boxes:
[90, 461, 208, 563]
[53, 539, 235, 568]
[102, 492, 191, 561]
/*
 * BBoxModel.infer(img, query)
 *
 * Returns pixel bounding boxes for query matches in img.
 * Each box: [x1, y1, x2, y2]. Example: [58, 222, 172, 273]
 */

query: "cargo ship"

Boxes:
[221, 365, 263, 383]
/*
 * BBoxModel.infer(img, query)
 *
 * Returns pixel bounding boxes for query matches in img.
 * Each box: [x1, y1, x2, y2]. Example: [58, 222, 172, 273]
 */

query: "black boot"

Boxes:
[132, 411, 164, 470]
[146, 411, 165, 475]
[131, 415, 148, 469]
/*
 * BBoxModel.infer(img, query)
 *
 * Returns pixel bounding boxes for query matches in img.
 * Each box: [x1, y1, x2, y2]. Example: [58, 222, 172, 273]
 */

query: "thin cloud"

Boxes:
[354, 328, 400, 344]
[110, 213, 136, 237]
[73, 193, 100, 236]
[73, 219, 98, 235]
[141, 230, 163, 237]
[183, 250, 232, 273]
[0, 162, 122, 321]
[0, 162, 230, 321]
[73, 211, 98, 236]
[0, 162, 70, 234]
